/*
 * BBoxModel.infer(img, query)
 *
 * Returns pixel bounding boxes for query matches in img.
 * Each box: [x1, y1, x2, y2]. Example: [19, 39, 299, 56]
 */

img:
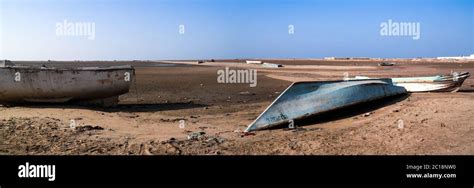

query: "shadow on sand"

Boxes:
[3, 102, 208, 113]
[458, 89, 474, 93]
[268, 93, 410, 130]
[106, 102, 208, 112]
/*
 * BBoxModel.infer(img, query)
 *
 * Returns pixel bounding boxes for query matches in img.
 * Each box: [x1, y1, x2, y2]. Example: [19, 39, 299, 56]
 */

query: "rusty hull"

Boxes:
[0, 65, 134, 106]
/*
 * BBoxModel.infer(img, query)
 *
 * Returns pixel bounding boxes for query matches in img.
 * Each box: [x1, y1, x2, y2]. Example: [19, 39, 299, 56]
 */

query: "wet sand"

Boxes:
[1, 59, 473, 155]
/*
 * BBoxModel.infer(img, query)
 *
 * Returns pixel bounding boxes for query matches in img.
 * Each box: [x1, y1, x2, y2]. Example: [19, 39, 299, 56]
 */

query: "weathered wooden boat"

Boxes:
[353, 72, 470, 92]
[0, 63, 134, 106]
[245, 79, 407, 132]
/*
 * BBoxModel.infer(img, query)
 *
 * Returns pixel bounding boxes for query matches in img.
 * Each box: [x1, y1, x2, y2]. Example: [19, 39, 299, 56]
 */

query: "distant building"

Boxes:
[437, 54, 474, 60]
[324, 57, 370, 60]
[324, 57, 349, 60]
[350, 57, 370, 60]
[246, 60, 262, 64]
[0, 60, 14, 67]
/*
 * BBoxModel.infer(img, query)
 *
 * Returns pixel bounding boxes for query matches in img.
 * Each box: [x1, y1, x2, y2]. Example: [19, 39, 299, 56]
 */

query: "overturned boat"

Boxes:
[352, 72, 470, 92]
[245, 79, 407, 132]
[0, 63, 134, 106]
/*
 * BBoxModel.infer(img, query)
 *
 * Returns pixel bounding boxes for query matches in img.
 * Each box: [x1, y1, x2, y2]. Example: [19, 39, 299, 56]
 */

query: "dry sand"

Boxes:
[1, 60, 473, 155]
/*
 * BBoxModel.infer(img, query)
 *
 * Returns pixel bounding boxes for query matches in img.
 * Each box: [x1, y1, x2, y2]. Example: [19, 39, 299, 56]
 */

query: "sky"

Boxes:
[0, 0, 472, 60]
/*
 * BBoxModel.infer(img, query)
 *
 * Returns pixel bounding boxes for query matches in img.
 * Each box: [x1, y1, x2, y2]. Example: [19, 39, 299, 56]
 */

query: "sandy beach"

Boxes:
[1, 59, 473, 155]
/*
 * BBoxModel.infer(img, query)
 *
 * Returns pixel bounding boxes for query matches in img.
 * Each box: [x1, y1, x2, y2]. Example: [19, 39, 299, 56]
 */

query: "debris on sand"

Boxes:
[117, 112, 139, 118]
[187, 131, 206, 140]
[240, 132, 256, 137]
[205, 137, 225, 145]
[75, 125, 104, 132]
[160, 117, 187, 122]
[363, 112, 372, 117]
[233, 129, 256, 137]
[239, 91, 255, 96]
[156, 134, 225, 155]
[420, 118, 428, 124]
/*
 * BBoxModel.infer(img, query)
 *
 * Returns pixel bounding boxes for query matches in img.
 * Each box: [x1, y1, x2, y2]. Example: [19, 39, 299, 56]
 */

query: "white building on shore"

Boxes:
[437, 54, 474, 60]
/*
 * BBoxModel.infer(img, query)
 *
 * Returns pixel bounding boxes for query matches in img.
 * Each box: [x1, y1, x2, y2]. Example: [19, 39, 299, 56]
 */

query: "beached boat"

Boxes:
[0, 63, 134, 106]
[245, 79, 407, 132]
[353, 72, 470, 92]
[378, 62, 395, 66]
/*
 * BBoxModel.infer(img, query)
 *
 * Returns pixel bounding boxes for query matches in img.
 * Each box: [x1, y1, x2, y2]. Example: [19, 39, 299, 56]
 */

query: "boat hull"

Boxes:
[392, 72, 470, 92]
[354, 72, 470, 92]
[0, 65, 134, 106]
[245, 79, 407, 132]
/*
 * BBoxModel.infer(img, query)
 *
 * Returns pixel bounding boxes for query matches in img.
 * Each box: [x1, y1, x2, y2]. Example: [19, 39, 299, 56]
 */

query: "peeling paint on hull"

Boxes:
[0, 65, 134, 106]
[245, 79, 407, 132]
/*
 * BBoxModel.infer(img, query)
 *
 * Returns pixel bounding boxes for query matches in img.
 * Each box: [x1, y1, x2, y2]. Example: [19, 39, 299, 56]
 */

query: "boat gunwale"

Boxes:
[0, 65, 134, 71]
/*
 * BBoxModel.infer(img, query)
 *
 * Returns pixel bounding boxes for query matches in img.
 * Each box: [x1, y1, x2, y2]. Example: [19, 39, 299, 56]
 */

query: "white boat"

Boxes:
[0, 63, 134, 106]
[353, 72, 470, 92]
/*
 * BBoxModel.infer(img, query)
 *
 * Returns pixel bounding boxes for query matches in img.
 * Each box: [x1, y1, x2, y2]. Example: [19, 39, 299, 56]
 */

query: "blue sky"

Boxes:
[0, 0, 472, 60]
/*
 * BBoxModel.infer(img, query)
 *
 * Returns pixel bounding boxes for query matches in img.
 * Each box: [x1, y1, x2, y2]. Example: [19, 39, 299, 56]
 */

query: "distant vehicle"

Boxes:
[378, 62, 395, 66]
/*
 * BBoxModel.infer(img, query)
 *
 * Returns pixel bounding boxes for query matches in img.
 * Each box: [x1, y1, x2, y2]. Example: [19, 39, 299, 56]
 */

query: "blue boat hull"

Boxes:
[245, 79, 407, 132]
